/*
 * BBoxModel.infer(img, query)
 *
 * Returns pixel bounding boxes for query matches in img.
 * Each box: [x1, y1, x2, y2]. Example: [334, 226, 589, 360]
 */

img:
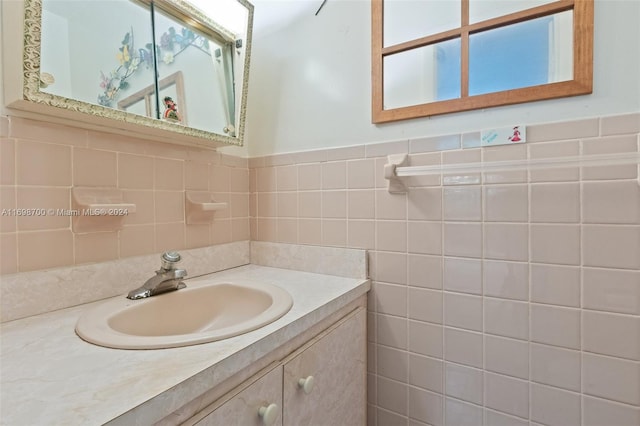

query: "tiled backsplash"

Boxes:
[0, 116, 250, 274]
[1, 110, 639, 425]
[248, 113, 640, 426]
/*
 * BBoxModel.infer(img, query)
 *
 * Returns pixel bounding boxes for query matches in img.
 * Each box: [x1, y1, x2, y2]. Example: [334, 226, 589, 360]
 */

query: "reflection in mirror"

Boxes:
[19, 0, 253, 147]
[383, 0, 460, 47]
[40, 0, 156, 111]
[383, 39, 461, 109]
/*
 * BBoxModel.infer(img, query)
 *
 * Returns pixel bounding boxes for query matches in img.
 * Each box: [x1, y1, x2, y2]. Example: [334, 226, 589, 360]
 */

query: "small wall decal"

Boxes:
[481, 125, 527, 147]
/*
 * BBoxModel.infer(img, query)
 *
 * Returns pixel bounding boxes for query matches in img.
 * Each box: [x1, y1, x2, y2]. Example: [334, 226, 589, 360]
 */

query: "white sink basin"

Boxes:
[75, 280, 293, 349]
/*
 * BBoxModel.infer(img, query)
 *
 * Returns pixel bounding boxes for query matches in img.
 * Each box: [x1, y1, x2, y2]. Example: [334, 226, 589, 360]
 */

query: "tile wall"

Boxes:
[0, 116, 250, 274]
[248, 113, 640, 426]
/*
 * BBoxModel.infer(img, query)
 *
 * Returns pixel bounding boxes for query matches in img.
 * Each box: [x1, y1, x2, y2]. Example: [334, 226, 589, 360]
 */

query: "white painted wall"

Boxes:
[243, 0, 640, 157]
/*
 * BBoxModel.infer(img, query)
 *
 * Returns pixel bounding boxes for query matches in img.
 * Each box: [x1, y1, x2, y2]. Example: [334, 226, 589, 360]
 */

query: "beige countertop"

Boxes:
[0, 264, 370, 425]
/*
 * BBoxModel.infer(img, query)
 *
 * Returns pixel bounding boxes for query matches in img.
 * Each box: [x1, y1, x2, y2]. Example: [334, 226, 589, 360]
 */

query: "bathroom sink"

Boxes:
[75, 280, 293, 349]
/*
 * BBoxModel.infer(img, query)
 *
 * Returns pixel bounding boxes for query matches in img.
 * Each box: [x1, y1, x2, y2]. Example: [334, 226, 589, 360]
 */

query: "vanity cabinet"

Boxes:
[184, 306, 366, 426]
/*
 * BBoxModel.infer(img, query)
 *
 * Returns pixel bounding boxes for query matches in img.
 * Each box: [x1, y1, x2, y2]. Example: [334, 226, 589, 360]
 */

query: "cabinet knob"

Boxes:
[258, 403, 279, 426]
[297, 375, 315, 394]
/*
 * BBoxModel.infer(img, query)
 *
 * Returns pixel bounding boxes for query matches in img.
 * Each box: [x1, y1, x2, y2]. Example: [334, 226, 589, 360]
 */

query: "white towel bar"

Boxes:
[384, 152, 640, 193]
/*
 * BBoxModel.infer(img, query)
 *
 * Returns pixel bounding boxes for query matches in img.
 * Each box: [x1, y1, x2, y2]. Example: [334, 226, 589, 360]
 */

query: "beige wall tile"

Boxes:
[408, 254, 442, 289]
[0, 233, 17, 274]
[527, 118, 599, 142]
[583, 180, 640, 224]
[530, 343, 581, 391]
[443, 222, 482, 258]
[443, 257, 482, 295]
[408, 288, 441, 324]
[530, 384, 581, 426]
[583, 353, 640, 405]
[531, 224, 580, 265]
[409, 320, 443, 358]
[600, 112, 640, 136]
[211, 219, 232, 245]
[347, 159, 376, 189]
[210, 165, 230, 193]
[348, 190, 375, 219]
[444, 292, 482, 332]
[406, 152, 441, 187]
[484, 298, 529, 340]
[376, 251, 407, 285]
[122, 190, 154, 225]
[408, 187, 442, 220]
[118, 153, 153, 189]
[0, 138, 15, 185]
[297, 191, 321, 218]
[410, 134, 460, 154]
[326, 145, 365, 161]
[445, 362, 483, 404]
[0, 187, 16, 233]
[583, 268, 640, 315]
[583, 310, 640, 360]
[583, 395, 640, 426]
[530, 264, 580, 307]
[375, 282, 407, 317]
[483, 260, 528, 301]
[231, 218, 250, 241]
[17, 140, 71, 186]
[378, 376, 408, 415]
[184, 161, 209, 190]
[443, 186, 482, 221]
[444, 328, 483, 368]
[378, 345, 408, 382]
[583, 225, 640, 269]
[530, 183, 580, 223]
[74, 148, 117, 187]
[276, 165, 297, 191]
[484, 223, 528, 261]
[407, 221, 441, 255]
[256, 167, 276, 192]
[276, 192, 296, 218]
[16, 187, 70, 231]
[376, 189, 407, 220]
[230, 193, 250, 218]
[365, 140, 408, 158]
[322, 161, 346, 189]
[377, 314, 407, 349]
[529, 141, 580, 182]
[155, 191, 184, 223]
[410, 354, 443, 393]
[322, 190, 347, 218]
[119, 225, 155, 257]
[482, 144, 527, 184]
[229, 168, 249, 193]
[484, 409, 528, 426]
[445, 398, 482, 425]
[257, 193, 277, 218]
[347, 220, 375, 250]
[17, 230, 73, 272]
[484, 335, 529, 379]
[582, 135, 638, 180]
[154, 158, 184, 190]
[74, 232, 118, 265]
[377, 221, 407, 252]
[484, 185, 528, 222]
[530, 304, 581, 350]
[185, 224, 211, 249]
[297, 163, 321, 190]
[276, 218, 297, 243]
[484, 372, 529, 419]
[155, 222, 185, 251]
[298, 218, 321, 245]
[321, 218, 346, 246]
[10, 117, 88, 146]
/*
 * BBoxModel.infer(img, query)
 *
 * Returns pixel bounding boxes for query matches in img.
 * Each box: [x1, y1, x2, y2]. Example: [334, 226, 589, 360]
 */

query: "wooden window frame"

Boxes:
[371, 0, 593, 123]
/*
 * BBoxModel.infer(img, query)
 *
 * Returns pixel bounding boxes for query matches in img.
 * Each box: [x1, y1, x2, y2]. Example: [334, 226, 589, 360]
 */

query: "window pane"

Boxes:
[384, 39, 461, 109]
[469, 0, 556, 23]
[383, 0, 461, 47]
[469, 11, 573, 96]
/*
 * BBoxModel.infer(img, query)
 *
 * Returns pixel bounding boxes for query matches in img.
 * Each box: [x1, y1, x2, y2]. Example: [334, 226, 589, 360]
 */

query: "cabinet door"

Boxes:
[283, 308, 366, 426]
[195, 366, 283, 426]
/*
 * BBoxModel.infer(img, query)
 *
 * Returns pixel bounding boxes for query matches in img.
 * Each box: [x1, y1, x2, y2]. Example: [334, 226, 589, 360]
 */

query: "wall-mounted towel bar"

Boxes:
[384, 152, 640, 193]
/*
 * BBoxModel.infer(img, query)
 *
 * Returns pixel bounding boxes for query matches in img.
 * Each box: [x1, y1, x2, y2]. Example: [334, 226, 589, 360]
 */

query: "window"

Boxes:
[372, 0, 593, 123]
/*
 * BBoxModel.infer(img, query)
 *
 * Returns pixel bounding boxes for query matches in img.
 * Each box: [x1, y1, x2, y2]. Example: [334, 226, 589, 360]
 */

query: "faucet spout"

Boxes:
[127, 252, 187, 300]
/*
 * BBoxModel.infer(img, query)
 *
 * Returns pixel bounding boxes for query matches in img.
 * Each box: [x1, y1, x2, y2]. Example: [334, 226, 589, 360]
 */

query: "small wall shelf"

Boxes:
[72, 188, 136, 233]
[185, 191, 228, 225]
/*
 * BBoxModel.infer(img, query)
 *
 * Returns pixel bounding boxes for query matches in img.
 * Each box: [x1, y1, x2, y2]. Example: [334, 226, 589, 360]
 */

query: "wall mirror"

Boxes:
[372, 0, 593, 124]
[2, 0, 253, 148]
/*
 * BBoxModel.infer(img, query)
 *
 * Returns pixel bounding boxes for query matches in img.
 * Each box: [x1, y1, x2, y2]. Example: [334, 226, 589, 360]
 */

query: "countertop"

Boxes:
[0, 264, 370, 425]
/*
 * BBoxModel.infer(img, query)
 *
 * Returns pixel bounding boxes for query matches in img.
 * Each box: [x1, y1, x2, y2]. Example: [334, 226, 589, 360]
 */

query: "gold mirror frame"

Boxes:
[19, 0, 253, 147]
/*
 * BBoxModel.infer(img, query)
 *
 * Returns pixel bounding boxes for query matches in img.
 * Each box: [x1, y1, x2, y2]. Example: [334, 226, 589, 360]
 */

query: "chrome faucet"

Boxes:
[127, 251, 187, 300]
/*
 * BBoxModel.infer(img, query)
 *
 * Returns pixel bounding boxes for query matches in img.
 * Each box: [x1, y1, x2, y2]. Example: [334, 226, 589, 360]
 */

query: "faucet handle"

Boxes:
[160, 251, 181, 270]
